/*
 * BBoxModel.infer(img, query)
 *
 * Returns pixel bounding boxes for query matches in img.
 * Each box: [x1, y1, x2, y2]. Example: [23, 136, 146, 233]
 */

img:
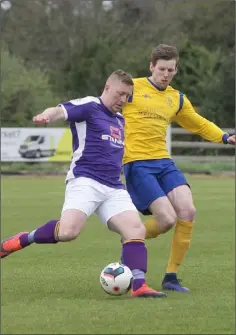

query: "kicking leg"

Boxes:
[1, 210, 87, 259]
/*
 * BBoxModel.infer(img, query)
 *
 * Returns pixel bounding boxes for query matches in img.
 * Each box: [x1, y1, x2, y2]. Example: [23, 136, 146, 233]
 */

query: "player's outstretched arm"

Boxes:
[174, 96, 235, 145]
[32, 106, 65, 124]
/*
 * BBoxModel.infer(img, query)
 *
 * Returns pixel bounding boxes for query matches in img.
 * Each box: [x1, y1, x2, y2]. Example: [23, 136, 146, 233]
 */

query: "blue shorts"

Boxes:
[123, 158, 189, 215]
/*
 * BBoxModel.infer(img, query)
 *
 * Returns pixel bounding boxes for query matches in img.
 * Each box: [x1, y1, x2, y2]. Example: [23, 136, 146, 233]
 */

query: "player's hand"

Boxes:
[227, 135, 235, 145]
[32, 114, 50, 124]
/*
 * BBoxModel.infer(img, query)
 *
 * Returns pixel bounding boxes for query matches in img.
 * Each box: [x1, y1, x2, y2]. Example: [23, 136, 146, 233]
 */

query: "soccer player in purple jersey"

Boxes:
[1, 70, 166, 298]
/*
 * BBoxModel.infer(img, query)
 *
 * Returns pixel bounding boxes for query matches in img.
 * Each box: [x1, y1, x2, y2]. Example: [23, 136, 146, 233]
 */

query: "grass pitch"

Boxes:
[1, 175, 235, 334]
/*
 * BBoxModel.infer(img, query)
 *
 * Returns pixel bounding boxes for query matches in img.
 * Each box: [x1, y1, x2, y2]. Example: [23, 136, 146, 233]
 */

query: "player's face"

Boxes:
[106, 82, 133, 113]
[150, 59, 177, 89]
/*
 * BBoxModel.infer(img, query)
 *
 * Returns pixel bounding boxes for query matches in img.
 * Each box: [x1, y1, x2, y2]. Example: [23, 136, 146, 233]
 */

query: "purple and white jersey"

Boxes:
[59, 96, 125, 189]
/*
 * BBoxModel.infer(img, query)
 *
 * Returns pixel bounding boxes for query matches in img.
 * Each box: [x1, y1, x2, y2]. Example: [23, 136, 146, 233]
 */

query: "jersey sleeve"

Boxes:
[173, 95, 226, 143]
[59, 97, 95, 122]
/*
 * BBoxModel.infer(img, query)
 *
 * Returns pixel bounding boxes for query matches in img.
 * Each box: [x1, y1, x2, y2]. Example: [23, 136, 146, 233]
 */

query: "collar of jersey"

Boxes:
[146, 77, 166, 91]
[98, 97, 117, 116]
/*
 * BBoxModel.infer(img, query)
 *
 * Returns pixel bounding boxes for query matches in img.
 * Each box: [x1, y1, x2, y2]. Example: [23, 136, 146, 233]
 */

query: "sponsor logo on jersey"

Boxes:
[101, 126, 124, 147]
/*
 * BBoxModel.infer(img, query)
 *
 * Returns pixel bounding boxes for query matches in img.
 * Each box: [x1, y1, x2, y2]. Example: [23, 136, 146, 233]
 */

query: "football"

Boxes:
[100, 262, 133, 295]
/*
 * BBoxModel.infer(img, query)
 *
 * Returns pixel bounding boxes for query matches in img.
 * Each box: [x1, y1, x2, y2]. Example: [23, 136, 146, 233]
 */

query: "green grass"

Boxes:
[1, 159, 235, 174]
[1, 175, 235, 334]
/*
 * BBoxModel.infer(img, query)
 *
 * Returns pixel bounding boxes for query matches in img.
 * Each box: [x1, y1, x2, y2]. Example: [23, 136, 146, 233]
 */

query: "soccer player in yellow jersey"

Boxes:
[122, 44, 235, 292]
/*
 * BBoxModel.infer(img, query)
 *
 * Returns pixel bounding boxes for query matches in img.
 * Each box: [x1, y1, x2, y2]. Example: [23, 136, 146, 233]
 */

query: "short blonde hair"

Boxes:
[108, 69, 134, 86]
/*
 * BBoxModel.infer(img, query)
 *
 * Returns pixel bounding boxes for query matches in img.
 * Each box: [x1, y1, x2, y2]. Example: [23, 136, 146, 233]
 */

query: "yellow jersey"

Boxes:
[122, 77, 226, 164]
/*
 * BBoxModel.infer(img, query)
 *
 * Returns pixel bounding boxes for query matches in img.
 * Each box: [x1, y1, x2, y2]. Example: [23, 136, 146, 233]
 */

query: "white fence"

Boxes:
[171, 127, 235, 162]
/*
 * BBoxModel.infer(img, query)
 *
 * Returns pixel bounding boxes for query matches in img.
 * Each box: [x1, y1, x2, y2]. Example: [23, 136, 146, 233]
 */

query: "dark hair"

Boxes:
[109, 69, 134, 86]
[151, 44, 179, 66]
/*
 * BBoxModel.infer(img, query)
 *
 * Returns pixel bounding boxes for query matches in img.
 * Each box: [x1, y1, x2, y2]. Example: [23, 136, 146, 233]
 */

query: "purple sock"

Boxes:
[122, 241, 147, 291]
[19, 233, 31, 248]
[28, 219, 59, 244]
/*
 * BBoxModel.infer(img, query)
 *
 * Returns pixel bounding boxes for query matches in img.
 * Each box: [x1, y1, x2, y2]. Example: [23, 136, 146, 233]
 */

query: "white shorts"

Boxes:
[62, 177, 137, 224]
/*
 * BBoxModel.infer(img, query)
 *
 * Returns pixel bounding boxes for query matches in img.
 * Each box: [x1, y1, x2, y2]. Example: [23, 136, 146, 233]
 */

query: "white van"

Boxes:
[18, 134, 56, 159]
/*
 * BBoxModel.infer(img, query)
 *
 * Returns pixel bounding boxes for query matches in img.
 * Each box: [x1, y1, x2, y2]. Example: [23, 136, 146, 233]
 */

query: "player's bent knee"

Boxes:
[135, 224, 146, 238]
[58, 221, 82, 241]
[58, 227, 79, 241]
[119, 219, 146, 241]
[178, 205, 196, 222]
[107, 210, 145, 240]
[125, 224, 146, 241]
[58, 209, 87, 242]
[160, 214, 177, 233]
[149, 197, 177, 233]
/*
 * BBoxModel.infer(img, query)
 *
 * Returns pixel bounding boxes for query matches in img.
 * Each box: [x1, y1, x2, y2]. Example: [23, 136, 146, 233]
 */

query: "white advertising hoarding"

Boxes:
[1, 128, 72, 162]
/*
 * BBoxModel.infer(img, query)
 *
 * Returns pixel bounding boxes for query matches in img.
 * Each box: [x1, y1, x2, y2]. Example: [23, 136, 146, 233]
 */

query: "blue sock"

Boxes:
[164, 273, 177, 282]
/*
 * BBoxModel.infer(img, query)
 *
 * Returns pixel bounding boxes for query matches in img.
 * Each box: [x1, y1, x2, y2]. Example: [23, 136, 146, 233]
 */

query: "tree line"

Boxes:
[1, 0, 235, 128]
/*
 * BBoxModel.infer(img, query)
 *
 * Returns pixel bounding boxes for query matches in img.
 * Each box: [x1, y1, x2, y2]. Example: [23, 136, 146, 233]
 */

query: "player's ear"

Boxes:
[149, 62, 154, 73]
[104, 84, 110, 91]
